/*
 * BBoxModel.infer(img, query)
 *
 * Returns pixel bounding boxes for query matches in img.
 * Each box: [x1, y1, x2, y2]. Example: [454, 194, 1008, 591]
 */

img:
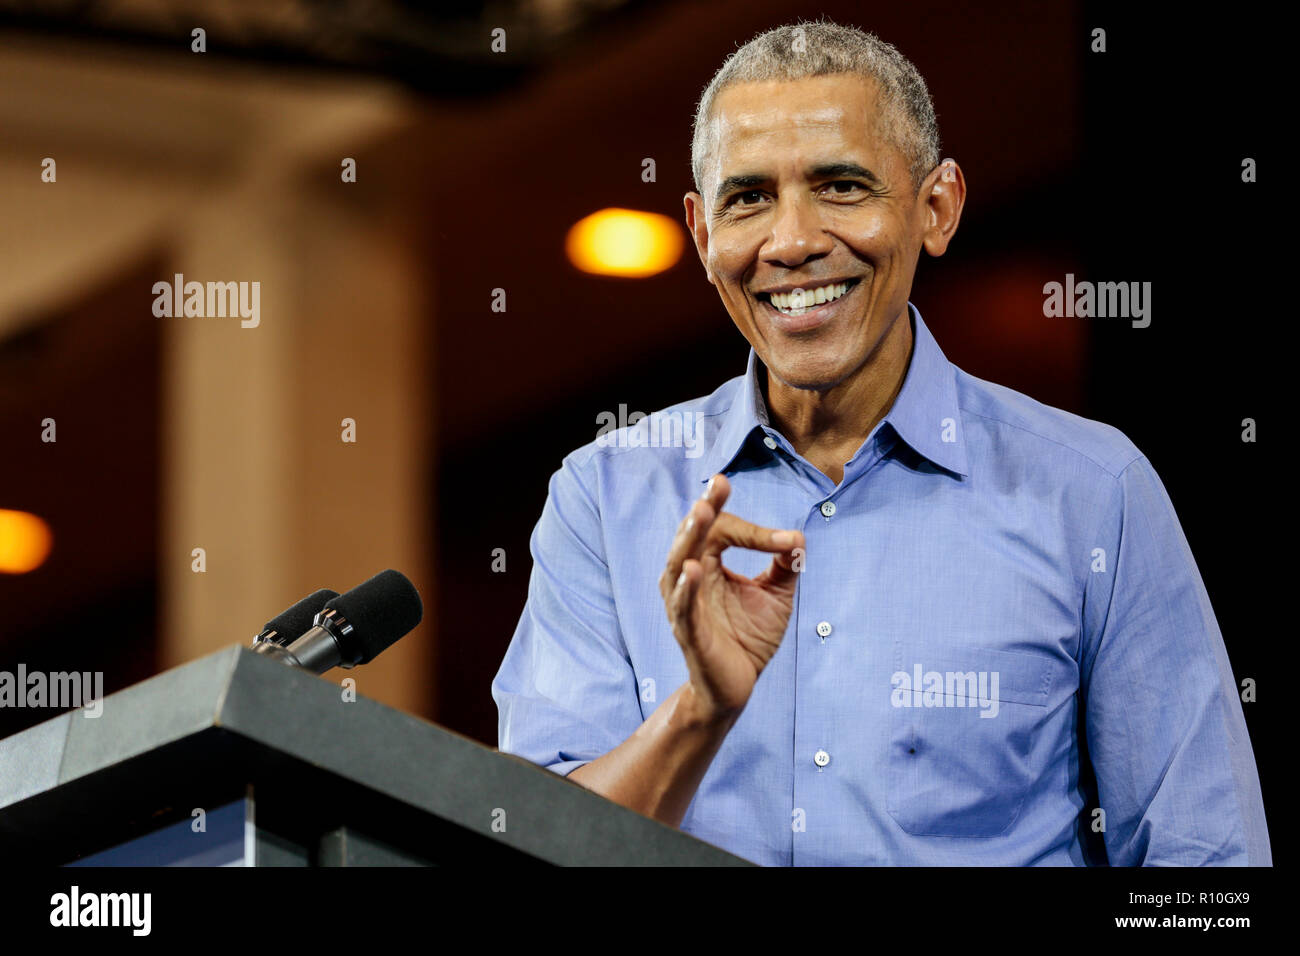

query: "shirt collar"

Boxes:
[697, 302, 969, 482]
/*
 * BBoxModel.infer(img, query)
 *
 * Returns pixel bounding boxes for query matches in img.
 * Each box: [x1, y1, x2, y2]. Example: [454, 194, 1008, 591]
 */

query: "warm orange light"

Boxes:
[0, 509, 52, 574]
[565, 208, 684, 277]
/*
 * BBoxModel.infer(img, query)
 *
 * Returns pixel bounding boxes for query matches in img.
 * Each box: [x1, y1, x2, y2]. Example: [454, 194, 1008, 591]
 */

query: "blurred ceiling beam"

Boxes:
[0, 0, 649, 93]
[0, 33, 418, 341]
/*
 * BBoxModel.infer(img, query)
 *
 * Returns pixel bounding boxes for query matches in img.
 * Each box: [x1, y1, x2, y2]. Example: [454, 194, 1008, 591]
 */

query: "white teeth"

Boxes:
[767, 281, 851, 314]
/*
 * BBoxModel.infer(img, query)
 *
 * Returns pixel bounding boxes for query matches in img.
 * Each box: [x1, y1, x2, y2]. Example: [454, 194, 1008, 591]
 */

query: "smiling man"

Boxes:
[492, 21, 1270, 865]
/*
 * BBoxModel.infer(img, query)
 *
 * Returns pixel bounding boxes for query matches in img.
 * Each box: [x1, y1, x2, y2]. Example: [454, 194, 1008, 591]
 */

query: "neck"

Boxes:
[763, 308, 914, 484]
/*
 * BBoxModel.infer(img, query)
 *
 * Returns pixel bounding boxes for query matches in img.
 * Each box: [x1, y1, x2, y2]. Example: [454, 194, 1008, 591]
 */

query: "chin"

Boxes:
[766, 354, 853, 392]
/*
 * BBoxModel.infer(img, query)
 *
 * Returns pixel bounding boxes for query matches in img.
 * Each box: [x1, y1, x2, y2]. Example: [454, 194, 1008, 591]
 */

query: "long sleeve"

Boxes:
[1080, 455, 1271, 865]
[491, 453, 644, 776]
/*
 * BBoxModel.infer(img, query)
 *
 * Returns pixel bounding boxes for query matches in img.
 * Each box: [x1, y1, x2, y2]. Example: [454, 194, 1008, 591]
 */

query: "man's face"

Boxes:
[686, 74, 933, 391]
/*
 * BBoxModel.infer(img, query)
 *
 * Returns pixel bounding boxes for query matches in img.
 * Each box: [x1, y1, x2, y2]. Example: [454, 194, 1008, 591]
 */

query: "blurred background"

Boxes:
[0, 0, 1275, 840]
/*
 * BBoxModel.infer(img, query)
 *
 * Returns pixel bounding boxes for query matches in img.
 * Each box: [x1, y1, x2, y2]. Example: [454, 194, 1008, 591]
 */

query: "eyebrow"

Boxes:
[714, 162, 882, 203]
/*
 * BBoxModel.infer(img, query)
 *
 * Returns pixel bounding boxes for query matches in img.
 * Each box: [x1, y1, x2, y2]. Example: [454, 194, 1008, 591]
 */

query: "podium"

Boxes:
[0, 646, 751, 866]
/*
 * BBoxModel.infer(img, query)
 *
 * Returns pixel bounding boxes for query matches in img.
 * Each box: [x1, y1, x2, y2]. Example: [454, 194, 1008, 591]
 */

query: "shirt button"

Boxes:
[820, 501, 837, 518]
[813, 749, 831, 768]
[816, 621, 833, 638]
[762, 435, 778, 450]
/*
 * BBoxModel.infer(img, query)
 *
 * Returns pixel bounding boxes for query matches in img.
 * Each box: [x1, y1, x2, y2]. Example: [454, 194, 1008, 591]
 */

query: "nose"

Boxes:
[761, 193, 832, 268]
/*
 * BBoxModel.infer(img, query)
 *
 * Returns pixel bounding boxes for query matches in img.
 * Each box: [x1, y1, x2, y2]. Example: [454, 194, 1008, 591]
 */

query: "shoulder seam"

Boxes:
[958, 405, 1142, 479]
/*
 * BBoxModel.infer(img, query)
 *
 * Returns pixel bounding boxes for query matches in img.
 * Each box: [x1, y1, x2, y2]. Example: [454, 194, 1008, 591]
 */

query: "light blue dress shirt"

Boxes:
[492, 303, 1271, 866]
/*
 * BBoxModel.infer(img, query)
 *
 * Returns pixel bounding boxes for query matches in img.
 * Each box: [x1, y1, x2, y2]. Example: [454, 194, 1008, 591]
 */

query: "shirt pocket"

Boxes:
[885, 642, 1055, 838]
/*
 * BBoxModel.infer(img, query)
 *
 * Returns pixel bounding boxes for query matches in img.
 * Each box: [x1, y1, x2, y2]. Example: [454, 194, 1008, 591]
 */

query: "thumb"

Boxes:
[755, 538, 804, 592]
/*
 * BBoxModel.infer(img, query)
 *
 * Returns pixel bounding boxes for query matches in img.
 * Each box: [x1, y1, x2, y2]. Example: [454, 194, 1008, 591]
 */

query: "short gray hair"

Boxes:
[690, 19, 941, 198]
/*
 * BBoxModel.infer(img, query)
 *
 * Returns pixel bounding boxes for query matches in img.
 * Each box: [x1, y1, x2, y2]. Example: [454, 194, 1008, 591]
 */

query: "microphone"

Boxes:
[278, 569, 423, 675]
[251, 588, 340, 654]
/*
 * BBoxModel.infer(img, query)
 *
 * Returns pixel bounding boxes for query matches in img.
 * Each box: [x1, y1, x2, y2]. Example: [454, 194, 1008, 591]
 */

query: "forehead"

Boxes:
[708, 74, 890, 171]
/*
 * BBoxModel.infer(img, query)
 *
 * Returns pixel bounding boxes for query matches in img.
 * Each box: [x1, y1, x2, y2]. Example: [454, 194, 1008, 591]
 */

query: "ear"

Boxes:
[919, 159, 966, 257]
[683, 192, 716, 285]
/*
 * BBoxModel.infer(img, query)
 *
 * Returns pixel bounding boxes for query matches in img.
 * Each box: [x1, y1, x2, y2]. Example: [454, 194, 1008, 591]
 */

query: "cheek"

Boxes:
[708, 231, 756, 281]
[843, 213, 899, 259]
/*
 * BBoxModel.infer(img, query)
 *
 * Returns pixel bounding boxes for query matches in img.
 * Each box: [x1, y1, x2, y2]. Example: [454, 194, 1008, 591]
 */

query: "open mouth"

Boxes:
[756, 278, 860, 317]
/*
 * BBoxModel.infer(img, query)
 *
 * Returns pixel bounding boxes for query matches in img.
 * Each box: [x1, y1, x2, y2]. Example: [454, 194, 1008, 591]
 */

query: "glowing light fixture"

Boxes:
[0, 509, 52, 574]
[566, 207, 684, 277]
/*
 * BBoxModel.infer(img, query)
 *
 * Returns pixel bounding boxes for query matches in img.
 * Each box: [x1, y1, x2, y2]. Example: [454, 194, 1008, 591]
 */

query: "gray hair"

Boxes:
[690, 19, 941, 198]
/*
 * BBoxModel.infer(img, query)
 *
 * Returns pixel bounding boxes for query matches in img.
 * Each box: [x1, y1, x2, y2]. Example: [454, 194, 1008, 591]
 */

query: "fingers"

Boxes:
[659, 474, 730, 603]
[754, 540, 806, 593]
[702, 512, 803, 560]
[659, 473, 805, 603]
[699, 473, 731, 518]
[667, 557, 703, 650]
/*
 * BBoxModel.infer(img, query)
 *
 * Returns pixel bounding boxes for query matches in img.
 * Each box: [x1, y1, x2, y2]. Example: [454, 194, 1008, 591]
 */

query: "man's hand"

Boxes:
[659, 473, 805, 720]
[568, 473, 803, 824]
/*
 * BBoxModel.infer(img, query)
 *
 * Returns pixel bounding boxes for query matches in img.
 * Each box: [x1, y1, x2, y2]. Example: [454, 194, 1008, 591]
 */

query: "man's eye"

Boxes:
[730, 190, 765, 206]
[824, 181, 867, 197]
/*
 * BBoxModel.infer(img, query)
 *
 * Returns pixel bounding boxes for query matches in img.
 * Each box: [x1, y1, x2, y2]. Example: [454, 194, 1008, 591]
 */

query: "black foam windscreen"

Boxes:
[262, 588, 340, 641]
[325, 569, 423, 664]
